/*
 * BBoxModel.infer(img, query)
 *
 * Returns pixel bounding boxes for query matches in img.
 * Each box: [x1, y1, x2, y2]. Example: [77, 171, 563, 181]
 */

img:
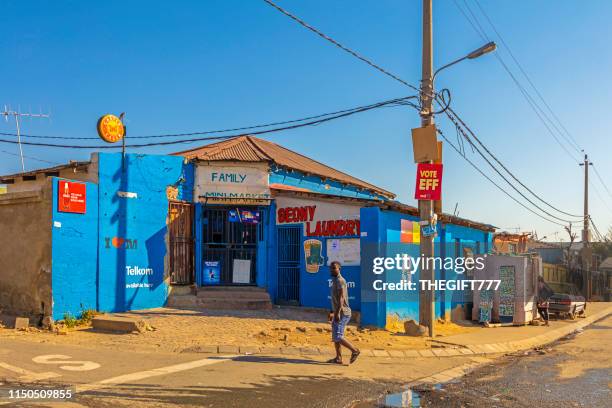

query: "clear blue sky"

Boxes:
[1, 0, 611, 239]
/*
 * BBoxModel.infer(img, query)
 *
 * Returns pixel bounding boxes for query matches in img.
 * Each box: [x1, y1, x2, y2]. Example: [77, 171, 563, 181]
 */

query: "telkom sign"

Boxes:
[414, 163, 443, 201]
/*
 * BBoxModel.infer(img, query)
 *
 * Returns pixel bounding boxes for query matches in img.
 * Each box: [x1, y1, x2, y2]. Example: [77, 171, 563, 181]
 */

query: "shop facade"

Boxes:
[1, 135, 495, 329]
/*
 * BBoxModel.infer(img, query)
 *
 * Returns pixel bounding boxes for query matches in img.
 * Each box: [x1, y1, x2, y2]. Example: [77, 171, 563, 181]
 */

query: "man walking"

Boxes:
[327, 261, 360, 365]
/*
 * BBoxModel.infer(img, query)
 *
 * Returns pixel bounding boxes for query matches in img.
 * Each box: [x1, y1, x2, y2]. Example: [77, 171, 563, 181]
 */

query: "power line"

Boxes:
[467, 0, 612, 214]
[261, 0, 425, 94]
[0, 97, 416, 140]
[589, 216, 606, 242]
[0, 96, 416, 149]
[261, 0, 584, 225]
[445, 106, 583, 218]
[437, 126, 574, 227]
[473, 0, 583, 153]
[452, 0, 581, 163]
[443, 111, 581, 224]
[0, 149, 59, 165]
[592, 164, 612, 200]
[589, 178, 612, 215]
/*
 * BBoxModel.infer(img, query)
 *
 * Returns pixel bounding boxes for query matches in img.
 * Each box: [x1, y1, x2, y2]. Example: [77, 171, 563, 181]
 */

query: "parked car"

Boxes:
[546, 282, 586, 319]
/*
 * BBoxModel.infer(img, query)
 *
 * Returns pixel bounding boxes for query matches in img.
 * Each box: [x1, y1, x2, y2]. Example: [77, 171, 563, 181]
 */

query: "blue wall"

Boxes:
[360, 207, 492, 328]
[267, 197, 362, 310]
[51, 178, 99, 320]
[298, 235, 362, 312]
[97, 153, 192, 313]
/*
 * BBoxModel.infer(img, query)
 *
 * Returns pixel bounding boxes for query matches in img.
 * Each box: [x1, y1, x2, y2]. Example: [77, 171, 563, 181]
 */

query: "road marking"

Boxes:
[0, 362, 60, 382]
[32, 354, 101, 371]
[76, 355, 236, 393]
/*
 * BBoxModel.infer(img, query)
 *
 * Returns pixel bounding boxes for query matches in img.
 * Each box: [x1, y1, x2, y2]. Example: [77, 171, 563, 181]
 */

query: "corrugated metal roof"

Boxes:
[600, 257, 612, 270]
[0, 161, 90, 182]
[175, 136, 395, 199]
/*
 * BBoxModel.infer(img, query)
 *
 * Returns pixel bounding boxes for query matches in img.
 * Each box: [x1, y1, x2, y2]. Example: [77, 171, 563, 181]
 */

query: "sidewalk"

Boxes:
[165, 302, 612, 358]
[1, 303, 610, 359]
[429, 302, 612, 357]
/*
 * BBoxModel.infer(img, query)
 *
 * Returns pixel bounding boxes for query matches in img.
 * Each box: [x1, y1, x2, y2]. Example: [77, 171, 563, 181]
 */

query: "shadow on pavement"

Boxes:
[71, 375, 399, 408]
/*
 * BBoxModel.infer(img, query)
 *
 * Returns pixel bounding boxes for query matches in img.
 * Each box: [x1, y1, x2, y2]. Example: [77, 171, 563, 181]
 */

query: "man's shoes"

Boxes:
[326, 357, 343, 365]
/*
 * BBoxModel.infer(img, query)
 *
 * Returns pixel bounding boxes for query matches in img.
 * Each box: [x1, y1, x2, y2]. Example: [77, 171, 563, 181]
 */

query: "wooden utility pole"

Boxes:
[418, 0, 436, 337]
[579, 154, 592, 299]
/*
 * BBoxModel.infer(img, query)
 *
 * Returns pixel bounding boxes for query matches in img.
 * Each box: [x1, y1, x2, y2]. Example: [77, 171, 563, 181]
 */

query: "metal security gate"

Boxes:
[277, 225, 301, 304]
[202, 207, 260, 285]
[169, 202, 195, 285]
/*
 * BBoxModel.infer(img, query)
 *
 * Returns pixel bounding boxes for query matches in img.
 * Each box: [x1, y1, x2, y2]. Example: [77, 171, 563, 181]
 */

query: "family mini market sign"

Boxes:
[414, 163, 443, 201]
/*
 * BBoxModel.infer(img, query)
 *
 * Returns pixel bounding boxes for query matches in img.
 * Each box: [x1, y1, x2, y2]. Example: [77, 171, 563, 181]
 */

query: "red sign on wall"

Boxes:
[414, 163, 443, 201]
[58, 180, 87, 214]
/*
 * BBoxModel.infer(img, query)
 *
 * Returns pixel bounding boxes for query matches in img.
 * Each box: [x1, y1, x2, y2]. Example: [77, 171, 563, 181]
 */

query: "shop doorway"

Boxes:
[201, 207, 260, 285]
[277, 225, 301, 304]
[168, 202, 195, 285]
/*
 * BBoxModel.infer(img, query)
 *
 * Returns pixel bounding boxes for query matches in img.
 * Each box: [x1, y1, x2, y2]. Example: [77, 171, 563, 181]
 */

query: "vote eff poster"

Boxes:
[414, 163, 443, 200]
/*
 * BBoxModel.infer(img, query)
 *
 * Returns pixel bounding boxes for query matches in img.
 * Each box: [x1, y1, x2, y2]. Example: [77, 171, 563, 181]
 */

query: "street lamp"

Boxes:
[432, 41, 497, 82]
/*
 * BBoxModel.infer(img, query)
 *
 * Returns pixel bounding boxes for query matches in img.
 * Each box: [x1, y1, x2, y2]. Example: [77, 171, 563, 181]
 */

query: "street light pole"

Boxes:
[417, 1, 496, 337]
[419, 0, 436, 337]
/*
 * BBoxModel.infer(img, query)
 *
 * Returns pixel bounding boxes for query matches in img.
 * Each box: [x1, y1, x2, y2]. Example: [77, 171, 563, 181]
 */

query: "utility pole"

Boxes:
[418, 0, 436, 337]
[579, 154, 592, 299]
[1, 106, 50, 172]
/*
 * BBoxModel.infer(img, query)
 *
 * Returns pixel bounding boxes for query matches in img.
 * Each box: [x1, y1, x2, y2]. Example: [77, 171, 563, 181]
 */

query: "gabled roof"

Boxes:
[174, 136, 395, 199]
[600, 257, 612, 270]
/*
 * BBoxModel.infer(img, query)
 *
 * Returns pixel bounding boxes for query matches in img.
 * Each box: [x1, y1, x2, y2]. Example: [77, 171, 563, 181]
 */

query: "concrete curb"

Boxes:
[179, 306, 612, 359]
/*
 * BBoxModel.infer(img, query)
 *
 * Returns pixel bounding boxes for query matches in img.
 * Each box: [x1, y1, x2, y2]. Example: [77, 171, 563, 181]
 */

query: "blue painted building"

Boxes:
[48, 152, 193, 320]
[1, 135, 494, 328]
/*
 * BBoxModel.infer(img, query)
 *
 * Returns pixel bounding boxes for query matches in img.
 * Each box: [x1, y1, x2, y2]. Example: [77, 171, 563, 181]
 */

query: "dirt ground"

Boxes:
[0, 306, 477, 353]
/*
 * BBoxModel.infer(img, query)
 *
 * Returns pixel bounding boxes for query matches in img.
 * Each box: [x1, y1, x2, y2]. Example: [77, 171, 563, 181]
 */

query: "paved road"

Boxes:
[407, 315, 612, 408]
[0, 338, 474, 407]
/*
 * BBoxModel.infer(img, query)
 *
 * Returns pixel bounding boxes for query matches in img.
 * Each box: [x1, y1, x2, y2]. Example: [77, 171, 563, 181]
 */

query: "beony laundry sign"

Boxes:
[195, 163, 271, 205]
[275, 196, 361, 237]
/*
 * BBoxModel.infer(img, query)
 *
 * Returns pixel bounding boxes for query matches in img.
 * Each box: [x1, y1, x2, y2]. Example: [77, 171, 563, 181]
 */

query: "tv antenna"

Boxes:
[1, 105, 50, 172]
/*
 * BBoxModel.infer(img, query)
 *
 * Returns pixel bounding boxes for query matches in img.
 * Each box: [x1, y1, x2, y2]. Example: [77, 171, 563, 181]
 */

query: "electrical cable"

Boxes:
[0, 97, 416, 140]
[263, 0, 586, 225]
[261, 0, 431, 96]
[436, 126, 572, 227]
[0, 149, 60, 165]
[0, 96, 415, 149]
[592, 164, 612, 200]
[589, 178, 612, 215]
[444, 106, 584, 218]
[473, 0, 583, 153]
[453, 0, 581, 163]
[443, 111, 582, 224]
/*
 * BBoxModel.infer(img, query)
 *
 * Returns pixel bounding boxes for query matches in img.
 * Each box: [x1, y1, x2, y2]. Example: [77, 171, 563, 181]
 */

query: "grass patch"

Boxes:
[60, 308, 100, 328]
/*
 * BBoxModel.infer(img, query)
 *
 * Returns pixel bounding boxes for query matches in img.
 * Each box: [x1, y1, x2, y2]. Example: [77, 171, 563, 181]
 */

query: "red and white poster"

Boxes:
[414, 163, 443, 201]
[58, 180, 87, 214]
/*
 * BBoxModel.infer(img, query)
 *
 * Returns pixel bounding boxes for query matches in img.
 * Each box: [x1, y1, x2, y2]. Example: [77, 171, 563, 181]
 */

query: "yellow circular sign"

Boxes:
[97, 114, 125, 143]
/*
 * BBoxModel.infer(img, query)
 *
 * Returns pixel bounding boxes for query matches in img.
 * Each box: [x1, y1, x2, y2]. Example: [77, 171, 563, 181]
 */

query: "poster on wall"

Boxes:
[203, 261, 221, 285]
[499, 265, 516, 318]
[58, 180, 87, 214]
[232, 259, 251, 283]
[326, 238, 360, 266]
[229, 208, 261, 224]
[399, 219, 420, 243]
[304, 239, 324, 273]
